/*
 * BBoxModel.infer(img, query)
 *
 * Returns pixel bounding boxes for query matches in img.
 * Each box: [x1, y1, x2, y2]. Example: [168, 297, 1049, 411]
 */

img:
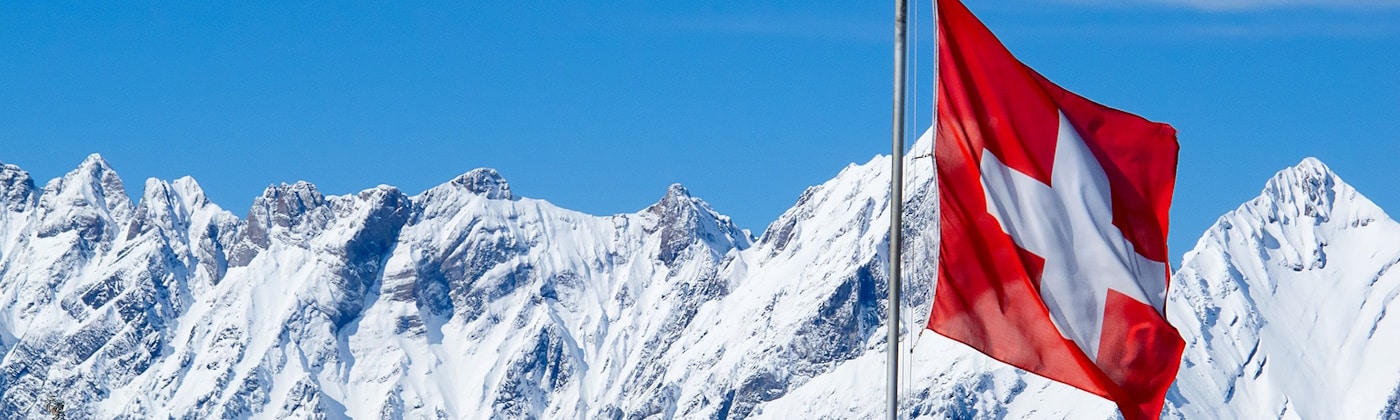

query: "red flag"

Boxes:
[927, 1, 1184, 419]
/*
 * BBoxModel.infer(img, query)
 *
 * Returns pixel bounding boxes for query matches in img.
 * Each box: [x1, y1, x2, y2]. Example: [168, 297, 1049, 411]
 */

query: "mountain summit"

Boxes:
[451, 168, 512, 200]
[1166, 158, 1400, 419]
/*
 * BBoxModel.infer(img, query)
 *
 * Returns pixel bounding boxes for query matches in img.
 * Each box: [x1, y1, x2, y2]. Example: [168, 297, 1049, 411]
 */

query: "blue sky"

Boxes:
[1, 1, 1396, 262]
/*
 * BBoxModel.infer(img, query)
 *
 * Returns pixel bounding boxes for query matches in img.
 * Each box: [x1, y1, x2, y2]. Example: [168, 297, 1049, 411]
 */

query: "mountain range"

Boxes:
[0, 134, 1396, 419]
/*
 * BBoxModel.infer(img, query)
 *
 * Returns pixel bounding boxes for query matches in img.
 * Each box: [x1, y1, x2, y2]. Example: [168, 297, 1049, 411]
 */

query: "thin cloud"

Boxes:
[995, 20, 1400, 39]
[979, 0, 1400, 39]
[668, 14, 889, 42]
[1066, 0, 1400, 11]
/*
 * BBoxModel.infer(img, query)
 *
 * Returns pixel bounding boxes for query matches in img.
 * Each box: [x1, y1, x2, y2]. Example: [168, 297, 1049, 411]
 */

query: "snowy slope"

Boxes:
[1165, 158, 1400, 419]
[0, 144, 1396, 419]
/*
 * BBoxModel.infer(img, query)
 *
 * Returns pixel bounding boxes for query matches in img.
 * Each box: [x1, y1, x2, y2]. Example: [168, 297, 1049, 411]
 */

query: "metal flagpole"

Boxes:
[887, 0, 908, 418]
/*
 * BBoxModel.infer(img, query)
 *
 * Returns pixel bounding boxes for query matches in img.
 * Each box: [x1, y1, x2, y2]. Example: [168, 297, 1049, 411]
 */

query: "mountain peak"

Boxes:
[642, 183, 752, 264]
[136, 176, 212, 214]
[23, 154, 133, 244]
[646, 183, 695, 215]
[257, 181, 328, 222]
[1169, 160, 1400, 419]
[79, 152, 110, 170]
[170, 176, 210, 208]
[666, 183, 690, 198]
[1257, 157, 1347, 223]
[74, 153, 124, 192]
[1293, 156, 1328, 172]
[1, 162, 30, 178]
[139, 178, 177, 208]
[0, 162, 36, 212]
[62, 153, 128, 204]
[126, 177, 215, 242]
[1274, 157, 1334, 191]
[228, 181, 332, 266]
[451, 168, 512, 200]
[52, 153, 131, 215]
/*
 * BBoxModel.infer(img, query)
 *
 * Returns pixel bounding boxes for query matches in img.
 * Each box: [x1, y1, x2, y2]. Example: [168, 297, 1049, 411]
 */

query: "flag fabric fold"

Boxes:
[927, 1, 1185, 419]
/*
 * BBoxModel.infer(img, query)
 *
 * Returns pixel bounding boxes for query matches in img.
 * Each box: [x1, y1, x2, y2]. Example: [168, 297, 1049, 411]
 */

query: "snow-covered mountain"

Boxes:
[0, 151, 891, 419]
[0, 141, 1395, 419]
[1165, 158, 1400, 419]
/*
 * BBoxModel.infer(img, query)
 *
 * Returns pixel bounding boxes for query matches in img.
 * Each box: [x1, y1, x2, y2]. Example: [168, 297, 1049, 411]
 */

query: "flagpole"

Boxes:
[887, 0, 908, 418]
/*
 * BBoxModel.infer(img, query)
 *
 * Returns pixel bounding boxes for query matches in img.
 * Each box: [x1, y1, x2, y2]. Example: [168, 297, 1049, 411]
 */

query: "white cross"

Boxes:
[979, 111, 1168, 361]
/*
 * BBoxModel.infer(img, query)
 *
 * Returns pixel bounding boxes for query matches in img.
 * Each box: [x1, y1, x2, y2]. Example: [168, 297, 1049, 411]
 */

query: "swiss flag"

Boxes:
[927, 1, 1185, 419]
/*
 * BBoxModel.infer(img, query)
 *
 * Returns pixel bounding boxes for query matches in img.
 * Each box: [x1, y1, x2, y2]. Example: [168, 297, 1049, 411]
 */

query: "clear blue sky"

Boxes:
[1, 1, 1396, 262]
